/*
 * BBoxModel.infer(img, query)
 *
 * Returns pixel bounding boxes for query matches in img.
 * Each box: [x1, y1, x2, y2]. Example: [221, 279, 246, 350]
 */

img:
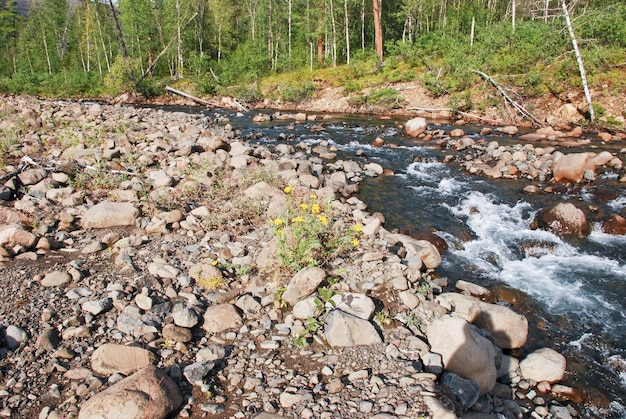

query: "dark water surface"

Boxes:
[162, 105, 626, 417]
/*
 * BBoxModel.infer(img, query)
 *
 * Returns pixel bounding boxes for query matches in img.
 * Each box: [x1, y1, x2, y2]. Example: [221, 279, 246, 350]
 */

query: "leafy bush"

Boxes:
[104, 56, 143, 94]
[365, 87, 404, 107]
[280, 81, 317, 102]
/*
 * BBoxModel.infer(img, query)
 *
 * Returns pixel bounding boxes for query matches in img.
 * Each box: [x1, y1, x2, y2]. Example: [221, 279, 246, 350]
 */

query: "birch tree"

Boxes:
[561, 0, 594, 121]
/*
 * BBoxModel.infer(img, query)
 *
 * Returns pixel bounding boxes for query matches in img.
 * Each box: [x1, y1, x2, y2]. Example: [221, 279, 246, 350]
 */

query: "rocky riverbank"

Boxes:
[0, 96, 604, 419]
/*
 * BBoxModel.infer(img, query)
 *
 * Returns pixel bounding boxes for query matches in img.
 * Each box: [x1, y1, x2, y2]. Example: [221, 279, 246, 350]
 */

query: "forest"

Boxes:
[0, 0, 625, 116]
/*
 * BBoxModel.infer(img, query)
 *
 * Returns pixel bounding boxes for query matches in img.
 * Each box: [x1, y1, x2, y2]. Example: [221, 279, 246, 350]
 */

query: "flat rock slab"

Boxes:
[78, 366, 182, 419]
[91, 343, 156, 376]
[202, 304, 243, 333]
[42, 271, 72, 287]
[81, 201, 139, 229]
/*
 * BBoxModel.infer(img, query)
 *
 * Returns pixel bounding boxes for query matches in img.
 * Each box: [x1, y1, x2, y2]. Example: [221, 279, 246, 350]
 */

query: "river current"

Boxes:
[166, 106, 626, 417]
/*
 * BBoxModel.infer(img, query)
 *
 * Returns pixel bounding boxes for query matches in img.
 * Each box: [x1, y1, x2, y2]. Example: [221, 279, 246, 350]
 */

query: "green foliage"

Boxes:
[292, 317, 322, 347]
[280, 81, 317, 102]
[270, 187, 362, 273]
[100, 55, 159, 98]
[366, 87, 404, 108]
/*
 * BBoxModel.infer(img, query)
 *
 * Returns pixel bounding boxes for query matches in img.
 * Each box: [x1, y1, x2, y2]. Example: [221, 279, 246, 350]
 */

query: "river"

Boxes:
[164, 105, 626, 418]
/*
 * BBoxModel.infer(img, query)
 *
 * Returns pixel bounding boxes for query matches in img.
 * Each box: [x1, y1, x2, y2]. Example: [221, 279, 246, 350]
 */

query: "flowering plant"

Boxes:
[270, 187, 362, 272]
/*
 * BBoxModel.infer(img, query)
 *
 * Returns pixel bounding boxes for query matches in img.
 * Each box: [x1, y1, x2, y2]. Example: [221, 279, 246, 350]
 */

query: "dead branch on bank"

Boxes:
[471, 69, 545, 127]
[406, 107, 505, 125]
[165, 86, 213, 107]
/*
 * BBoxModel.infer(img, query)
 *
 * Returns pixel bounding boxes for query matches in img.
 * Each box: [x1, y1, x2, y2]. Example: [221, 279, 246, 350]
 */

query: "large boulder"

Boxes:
[324, 310, 382, 347]
[427, 315, 497, 394]
[520, 348, 566, 383]
[552, 153, 594, 183]
[436, 293, 528, 349]
[405, 117, 427, 138]
[474, 302, 528, 349]
[81, 202, 139, 229]
[602, 214, 626, 235]
[281, 267, 326, 306]
[330, 292, 376, 320]
[535, 202, 591, 237]
[390, 233, 442, 269]
[78, 366, 182, 419]
[0, 224, 38, 249]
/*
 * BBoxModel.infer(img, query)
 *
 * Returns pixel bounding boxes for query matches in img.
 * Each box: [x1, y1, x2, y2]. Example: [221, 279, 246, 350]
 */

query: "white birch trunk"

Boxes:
[562, 0, 595, 122]
[344, 0, 350, 65]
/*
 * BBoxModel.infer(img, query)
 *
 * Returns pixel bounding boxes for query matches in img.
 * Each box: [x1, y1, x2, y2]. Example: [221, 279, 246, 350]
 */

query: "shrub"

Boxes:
[270, 187, 362, 273]
[280, 81, 317, 102]
[366, 87, 404, 108]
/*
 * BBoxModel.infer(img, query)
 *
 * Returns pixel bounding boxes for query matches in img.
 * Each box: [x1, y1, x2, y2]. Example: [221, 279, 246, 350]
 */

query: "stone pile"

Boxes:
[0, 97, 581, 419]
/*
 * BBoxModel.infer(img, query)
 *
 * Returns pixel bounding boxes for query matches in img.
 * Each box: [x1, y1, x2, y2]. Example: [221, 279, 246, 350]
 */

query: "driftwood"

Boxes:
[406, 107, 504, 125]
[472, 69, 544, 127]
[165, 86, 213, 107]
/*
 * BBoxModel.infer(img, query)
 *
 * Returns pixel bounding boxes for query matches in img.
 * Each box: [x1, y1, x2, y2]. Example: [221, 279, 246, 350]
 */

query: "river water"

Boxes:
[167, 106, 626, 417]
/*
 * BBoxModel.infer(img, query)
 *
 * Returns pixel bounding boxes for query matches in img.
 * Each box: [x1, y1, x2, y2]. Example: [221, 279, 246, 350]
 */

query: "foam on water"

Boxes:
[608, 192, 626, 210]
[445, 191, 626, 327]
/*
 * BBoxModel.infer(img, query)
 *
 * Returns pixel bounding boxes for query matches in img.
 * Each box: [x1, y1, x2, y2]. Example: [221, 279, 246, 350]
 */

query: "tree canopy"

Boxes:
[0, 0, 624, 101]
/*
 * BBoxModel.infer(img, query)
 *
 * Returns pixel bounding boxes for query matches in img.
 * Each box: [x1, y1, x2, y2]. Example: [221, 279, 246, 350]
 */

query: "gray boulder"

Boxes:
[324, 309, 382, 347]
[81, 202, 139, 229]
[91, 343, 156, 376]
[520, 348, 566, 383]
[78, 366, 182, 419]
[427, 315, 497, 394]
[282, 267, 326, 306]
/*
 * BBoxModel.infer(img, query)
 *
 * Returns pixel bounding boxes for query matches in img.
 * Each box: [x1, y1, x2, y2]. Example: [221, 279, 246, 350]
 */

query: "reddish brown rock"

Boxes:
[552, 153, 594, 183]
[602, 214, 626, 235]
[536, 203, 591, 237]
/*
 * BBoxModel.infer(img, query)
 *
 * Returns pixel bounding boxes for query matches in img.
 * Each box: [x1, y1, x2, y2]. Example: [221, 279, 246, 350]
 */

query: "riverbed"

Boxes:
[189, 107, 626, 417]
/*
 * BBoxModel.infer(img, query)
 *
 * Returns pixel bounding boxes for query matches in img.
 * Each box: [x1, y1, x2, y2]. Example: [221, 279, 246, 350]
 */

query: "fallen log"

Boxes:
[165, 86, 213, 107]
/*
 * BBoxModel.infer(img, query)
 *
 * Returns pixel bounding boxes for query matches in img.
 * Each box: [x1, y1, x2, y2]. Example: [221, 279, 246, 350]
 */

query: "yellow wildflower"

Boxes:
[300, 203, 309, 211]
[211, 260, 218, 266]
[277, 228, 284, 235]
[310, 194, 318, 200]
[274, 218, 286, 227]
[311, 203, 321, 214]
[351, 238, 360, 247]
[292, 216, 304, 223]
[353, 224, 363, 233]
[284, 186, 294, 194]
[317, 215, 328, 225]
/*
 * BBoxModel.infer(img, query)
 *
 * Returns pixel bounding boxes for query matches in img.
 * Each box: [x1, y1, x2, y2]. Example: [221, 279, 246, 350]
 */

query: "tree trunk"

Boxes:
[561, 0, 594, 122]
[511, 0, 516, 32]
[344, 0, 350, 64]
[317, 0, 323, 64]
[42, 29, 52, 74]
[108, 0, 128, 57]
[288, 0, 292, 58]
[176, 0, 183, 78]
[373, 0, 382, 60]
[329, 0, 337, 67]
[361, 0, 365, 51]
